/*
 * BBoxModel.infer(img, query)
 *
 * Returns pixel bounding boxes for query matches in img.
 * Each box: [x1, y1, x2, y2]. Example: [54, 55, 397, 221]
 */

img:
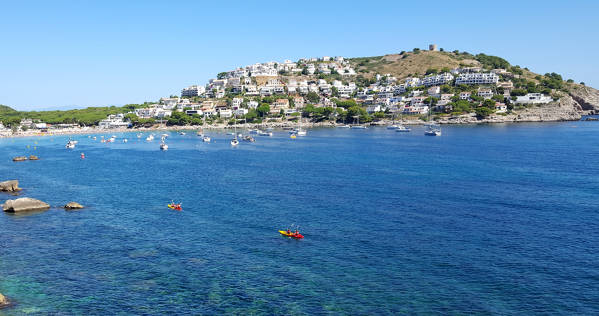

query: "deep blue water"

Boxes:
[1, 123, 599, 315]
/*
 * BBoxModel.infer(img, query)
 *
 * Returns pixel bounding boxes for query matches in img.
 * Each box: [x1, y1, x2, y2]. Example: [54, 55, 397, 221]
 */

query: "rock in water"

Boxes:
[29, 155, 39, 160]
[0, 292, 9, 309]
[0, 180, 21, 192]
[2, 198, 50, 212]
[64, 202, 84, 210]
[12, 156, 27, 162]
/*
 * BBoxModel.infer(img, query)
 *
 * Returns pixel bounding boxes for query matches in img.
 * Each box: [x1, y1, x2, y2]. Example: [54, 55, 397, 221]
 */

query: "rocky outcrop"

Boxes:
[12, 156, 27, 162]
[2, 198, 50, 213]
[64, 202, 84, 210]
[0, 293, 9, 309]
[29, 155, 39, 160]
[436, 94, 584, 124]
[567, 85, 599, 113]
[0, 180, 21, 193]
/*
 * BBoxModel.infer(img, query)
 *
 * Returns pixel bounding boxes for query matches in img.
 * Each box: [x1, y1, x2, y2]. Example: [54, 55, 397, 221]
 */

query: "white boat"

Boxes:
[123, 138, 128, 143]
[109, 137, 116, 142]
[146, 134, 154, 141]
[258, 131, 273, 136]
[296, 117, 307, 136]
[424, 99, 441, 136]
[395, 125, 411, 132]
[266, 127, 274, 132]
[226, 132, 235, 136]
[387, 125, 399, 130]
[137, 133, 142, 138]
[243, 135, 255, 142]
[337, 125, 350, 128]
[350, 116, 367, 129]
[162, 133, 169, 138]
[65, 140, 76, 149]
[424, 124, 442, 136]
[160, 143, 168, 150]
[203, 136, 211, 142]
[92, 136, 97, 140]
[230, 123, 239, 146]
[179, 132, 186, 135]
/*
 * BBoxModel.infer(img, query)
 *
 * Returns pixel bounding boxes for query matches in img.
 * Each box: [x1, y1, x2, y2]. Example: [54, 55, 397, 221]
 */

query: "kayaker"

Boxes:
[287, 229, 291, 234]
[295, 229, 299, 236]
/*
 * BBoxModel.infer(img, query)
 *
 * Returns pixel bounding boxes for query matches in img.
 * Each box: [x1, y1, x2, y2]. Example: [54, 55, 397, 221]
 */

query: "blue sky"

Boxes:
[1, 0, 597, 110]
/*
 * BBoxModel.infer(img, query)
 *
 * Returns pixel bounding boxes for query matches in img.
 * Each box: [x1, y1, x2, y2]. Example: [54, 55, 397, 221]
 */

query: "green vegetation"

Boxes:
[0, 103, 148, 127]
[474, 54, 510, 69]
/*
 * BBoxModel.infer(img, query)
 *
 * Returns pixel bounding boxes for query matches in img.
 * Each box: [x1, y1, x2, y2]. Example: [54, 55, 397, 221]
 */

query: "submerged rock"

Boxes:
[2, 198, 50, 213]
[0, 180, 21, 193]
[64, 202, 84, 210]
[0, 292, 9, 309]
[29, 155, 39, 160]
[12, 156, 27, 162]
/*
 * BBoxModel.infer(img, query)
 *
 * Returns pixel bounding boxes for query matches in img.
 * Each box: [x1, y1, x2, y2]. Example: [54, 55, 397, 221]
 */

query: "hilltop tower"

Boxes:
[429, 44, 437, 51]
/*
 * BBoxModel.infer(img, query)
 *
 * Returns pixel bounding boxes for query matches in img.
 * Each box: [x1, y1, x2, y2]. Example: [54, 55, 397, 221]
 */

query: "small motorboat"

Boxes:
[387, 125, 399, 130]
[146, 134, 154, 141]
[160, 143, 168, 150]
[230, 138, 239, 146]
[243, 135, 255, 142]
[258, 130, 273, 136]
[395, 125, 411, 132]
[168, 203, 182, 211]
[66, 140, 76, 149]
[179, 132, 186, 136]
[279, 230, 304, 239]
[290, 134, 297, 139]
[337, 125, 350, 128]
[123, 138, 128, 143]
[203, 136, 211, 142]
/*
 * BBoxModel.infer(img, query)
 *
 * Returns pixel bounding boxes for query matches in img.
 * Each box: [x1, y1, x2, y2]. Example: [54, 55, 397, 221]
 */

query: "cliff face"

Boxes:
[567, 85, 599, 114]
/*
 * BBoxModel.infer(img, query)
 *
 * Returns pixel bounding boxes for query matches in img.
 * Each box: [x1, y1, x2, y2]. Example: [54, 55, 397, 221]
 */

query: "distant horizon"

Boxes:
[1, 0, 597, 110]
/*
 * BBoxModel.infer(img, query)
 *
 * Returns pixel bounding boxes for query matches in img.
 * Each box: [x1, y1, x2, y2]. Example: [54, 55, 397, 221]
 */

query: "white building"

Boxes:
[421, 73, 454, 87]
[455, 73, 499, 85]
[181, 85, 206, 97]
[514, 93, 553, 105]
[99, 114, 130, 129]
[477, 88, 494, 99]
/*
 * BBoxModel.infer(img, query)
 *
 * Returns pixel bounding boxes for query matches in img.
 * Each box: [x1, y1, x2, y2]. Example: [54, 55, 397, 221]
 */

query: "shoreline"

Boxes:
[1, 115, 595, 140]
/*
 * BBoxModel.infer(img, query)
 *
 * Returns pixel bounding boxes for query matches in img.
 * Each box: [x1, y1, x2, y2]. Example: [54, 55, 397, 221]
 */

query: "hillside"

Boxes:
[350, 50, 542, 82]
[349, 49, 599, 114]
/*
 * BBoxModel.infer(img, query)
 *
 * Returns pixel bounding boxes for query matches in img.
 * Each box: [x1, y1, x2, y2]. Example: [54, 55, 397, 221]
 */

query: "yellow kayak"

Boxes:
[279, 230, 304, 239]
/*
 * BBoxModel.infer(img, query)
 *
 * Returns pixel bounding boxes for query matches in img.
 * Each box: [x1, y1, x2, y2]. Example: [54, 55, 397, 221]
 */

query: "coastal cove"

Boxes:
[1, 123, 599, 314]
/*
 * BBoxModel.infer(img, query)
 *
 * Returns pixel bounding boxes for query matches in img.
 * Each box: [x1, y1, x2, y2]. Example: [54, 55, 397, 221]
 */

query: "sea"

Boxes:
[1, 122, 598, 315]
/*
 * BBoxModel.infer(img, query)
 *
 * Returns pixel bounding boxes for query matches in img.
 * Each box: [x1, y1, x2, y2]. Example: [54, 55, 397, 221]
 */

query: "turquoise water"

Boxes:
[1, 123, 599, 315]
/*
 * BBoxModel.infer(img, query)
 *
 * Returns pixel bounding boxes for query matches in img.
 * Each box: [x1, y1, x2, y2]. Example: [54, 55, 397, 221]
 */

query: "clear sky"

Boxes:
[1, 0, 597, 110]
